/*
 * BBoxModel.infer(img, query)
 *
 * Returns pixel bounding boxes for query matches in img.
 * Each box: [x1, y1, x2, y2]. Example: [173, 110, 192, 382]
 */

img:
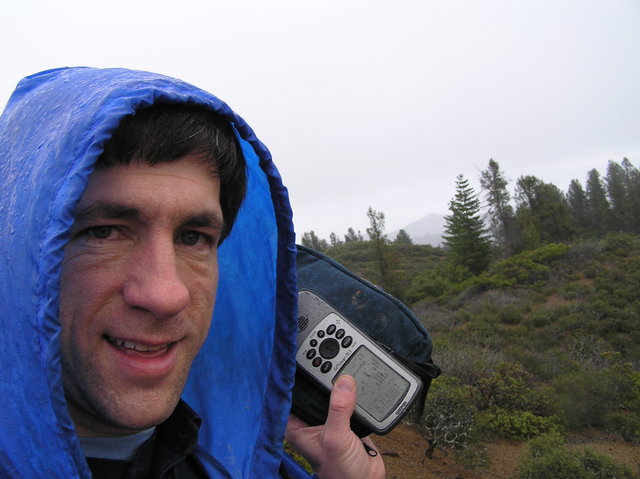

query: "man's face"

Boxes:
[59, 156, 223, 437]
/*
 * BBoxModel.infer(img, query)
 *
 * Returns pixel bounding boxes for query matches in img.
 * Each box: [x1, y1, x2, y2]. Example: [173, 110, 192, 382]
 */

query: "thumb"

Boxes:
[324, 375, 357, 436]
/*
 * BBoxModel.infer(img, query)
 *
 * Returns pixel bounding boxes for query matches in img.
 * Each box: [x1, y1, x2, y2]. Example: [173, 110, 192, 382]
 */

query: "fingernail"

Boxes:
[336, 375, 355, 392]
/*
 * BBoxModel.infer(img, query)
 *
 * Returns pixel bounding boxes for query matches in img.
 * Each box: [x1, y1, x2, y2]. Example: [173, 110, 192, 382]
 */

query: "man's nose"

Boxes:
[123, 240, 190, 318]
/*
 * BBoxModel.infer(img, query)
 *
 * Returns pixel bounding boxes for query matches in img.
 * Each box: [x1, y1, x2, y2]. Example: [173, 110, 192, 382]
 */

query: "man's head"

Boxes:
[59, 104, 246, 437]
[98, 103, 246, 243]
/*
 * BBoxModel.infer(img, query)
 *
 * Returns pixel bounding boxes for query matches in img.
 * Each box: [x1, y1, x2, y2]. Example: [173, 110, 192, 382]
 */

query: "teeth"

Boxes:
[108, 336, 170, 352]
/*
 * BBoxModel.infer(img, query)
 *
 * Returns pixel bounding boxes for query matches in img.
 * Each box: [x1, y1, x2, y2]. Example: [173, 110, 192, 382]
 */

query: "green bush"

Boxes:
[518, 446, 636, 479]
[407, 269, 449, 302]
[473, 243, 570, 291]
[526, 430, 566, 457]
[559, 282, 592, 300]
[521, 450, 584, 478]
[454, 445, 491, 470]
[603, 411, 640, 442]
[474, 362, 553, 415]
[479, 409, 561, 439]
[432, 343, 504, 384]
[580, 448, 636, 478]
[552, 360, 640, 430]
[496, 304, 525, 324]
[519, 432, 636, 479]
[420, 377, 477, 450]
[475, 362, 533, 411]
[552, 369, 612, 428]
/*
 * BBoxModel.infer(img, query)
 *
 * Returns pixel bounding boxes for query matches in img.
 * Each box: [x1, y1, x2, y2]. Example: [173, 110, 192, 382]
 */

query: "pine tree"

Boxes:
[585, 168, 610, 237]
[621, 158, 640, 233]
[300, 231, 328, 251]
[606, 160, 630, 232]
[567, 179, 589, 234]
[366, 207, 388, 277]
[480, 159, 516, 255]
[443, 175, 491, 275]
[394, 229, 413, 245]
[514, 175, 573, 245]
[344, 227, 363, 243]
[329, 232, 343, 247]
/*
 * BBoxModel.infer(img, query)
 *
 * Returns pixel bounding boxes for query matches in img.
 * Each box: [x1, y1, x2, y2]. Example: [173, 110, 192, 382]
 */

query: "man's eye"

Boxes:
[86, 226, 114, 239]
[180, 231, 209, 246]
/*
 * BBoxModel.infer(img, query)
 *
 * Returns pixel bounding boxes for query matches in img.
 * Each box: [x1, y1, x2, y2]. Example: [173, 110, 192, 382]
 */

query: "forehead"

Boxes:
[77, 157, 223, 222]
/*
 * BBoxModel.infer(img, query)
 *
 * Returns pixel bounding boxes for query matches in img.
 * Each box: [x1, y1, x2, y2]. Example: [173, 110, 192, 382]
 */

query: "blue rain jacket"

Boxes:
[0, 67, 309, 478]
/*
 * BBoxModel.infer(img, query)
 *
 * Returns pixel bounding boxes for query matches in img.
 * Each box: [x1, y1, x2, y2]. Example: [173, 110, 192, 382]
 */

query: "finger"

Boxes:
[285, 414, 307, 439]
[324, 375, 357, 436]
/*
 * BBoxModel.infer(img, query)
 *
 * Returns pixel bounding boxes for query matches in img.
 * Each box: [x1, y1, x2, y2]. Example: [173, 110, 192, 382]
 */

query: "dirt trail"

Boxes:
[374, 423, 640, 479]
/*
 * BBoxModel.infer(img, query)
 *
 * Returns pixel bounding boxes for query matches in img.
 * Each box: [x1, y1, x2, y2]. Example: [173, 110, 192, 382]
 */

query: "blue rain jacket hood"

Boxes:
[0, 67, 303, 478]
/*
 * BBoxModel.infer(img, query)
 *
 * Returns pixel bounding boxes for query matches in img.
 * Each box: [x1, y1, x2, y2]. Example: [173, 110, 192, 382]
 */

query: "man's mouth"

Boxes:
[105, 335, 174, 353]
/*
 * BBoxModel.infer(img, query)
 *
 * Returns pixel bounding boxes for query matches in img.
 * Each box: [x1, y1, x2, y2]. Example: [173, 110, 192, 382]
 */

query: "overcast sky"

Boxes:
[2, 0, 639, 240]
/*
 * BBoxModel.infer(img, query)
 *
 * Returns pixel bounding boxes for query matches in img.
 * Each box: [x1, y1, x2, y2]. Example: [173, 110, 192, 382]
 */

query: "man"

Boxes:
[0, 68, 384, 478]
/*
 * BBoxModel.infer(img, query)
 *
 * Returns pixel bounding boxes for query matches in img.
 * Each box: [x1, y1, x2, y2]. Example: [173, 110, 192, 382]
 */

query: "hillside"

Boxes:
[315, 233, 640, 477]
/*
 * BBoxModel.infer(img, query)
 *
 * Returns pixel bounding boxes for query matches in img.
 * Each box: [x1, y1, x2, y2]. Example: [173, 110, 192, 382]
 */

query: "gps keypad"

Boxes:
[305, 321, 353, 375]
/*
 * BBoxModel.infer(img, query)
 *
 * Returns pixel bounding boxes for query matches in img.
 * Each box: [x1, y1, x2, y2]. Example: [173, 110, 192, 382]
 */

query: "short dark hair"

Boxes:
[98, 102, 247, 243]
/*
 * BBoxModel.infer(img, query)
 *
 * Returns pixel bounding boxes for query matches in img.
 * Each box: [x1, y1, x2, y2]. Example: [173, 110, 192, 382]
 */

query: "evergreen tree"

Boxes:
[480, 159, 516, 255]
[534, 183, 574, 242]
[394, 229, 413, 245]
[621, 158, 640, 233]
[329, 232, 343, 247]
[300, 231, 328, 251]
[605, 160, 630, 232]
[585, 168, 610, 236]
[514, 175, 573, 245]
[443, 175, 491, 275]
[366, 208, 387, 243]
[366, 207, 388, 277]
[344, 227, 363, 243]
[567, 179, 589, 234]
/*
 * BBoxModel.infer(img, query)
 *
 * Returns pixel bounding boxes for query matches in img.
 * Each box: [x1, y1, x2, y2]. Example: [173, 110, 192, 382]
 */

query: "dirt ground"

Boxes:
[373, 423, 640, 479]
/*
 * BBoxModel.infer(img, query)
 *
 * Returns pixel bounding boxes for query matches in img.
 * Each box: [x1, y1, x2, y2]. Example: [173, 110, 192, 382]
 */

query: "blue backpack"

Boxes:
[291, 245, 441, 438]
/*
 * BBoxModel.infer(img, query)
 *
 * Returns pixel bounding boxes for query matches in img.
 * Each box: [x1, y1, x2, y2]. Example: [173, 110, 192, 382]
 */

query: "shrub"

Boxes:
[419, 377, 477, 451]
[519, 448, 583, 478]
[474, 243, 570, 291]
[407, 269, 449, 302]
[565, 335, 613, 369]
[526, 430, 566, 457]
[518, 446, 636, 479]
[413, 302, 456, 333]
[475, 362, 533, 411]
[433, 343, 504, 384]
[454, 445, 491, 470]
[552, 359, 640, 429]
[603, 411, 640, 442]
[580, 448, 636, 478]
[559, 282, 592, 300]
[479, 409, 561, 439]
[496, 304, 525, 324]
[552, 369, 612, 428]
[474, 362, 554, 415]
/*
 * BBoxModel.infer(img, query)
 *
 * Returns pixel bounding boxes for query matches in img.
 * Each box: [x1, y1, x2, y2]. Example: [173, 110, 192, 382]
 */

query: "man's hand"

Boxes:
[285, 375, 385, 479]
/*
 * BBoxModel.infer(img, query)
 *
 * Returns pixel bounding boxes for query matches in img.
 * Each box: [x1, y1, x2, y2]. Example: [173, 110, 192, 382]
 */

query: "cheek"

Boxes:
[58, 256, 122, 343]
[186, 260, 219, 340]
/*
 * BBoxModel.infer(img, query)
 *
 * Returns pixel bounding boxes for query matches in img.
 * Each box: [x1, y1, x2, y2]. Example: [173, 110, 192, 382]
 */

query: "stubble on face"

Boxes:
[59, 157, 222, 436]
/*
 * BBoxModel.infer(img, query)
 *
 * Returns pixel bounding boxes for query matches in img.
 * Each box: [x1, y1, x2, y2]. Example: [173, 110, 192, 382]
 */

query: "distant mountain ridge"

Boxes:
[390, 213, 445, 246]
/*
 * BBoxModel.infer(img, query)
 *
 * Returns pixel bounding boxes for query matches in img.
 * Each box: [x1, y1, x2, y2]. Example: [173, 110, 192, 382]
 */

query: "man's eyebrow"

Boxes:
[71, 201, 225, 231]
[73, 202, 140, 224]
[182, 212, 225, 232]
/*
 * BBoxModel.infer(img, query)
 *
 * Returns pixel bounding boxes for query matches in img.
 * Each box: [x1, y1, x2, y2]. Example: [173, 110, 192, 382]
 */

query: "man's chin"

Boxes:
[67, 394, 177, 437]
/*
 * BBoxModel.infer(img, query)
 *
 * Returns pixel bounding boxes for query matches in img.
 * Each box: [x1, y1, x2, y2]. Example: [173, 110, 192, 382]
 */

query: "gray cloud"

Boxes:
[2, 0, 639, 240]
